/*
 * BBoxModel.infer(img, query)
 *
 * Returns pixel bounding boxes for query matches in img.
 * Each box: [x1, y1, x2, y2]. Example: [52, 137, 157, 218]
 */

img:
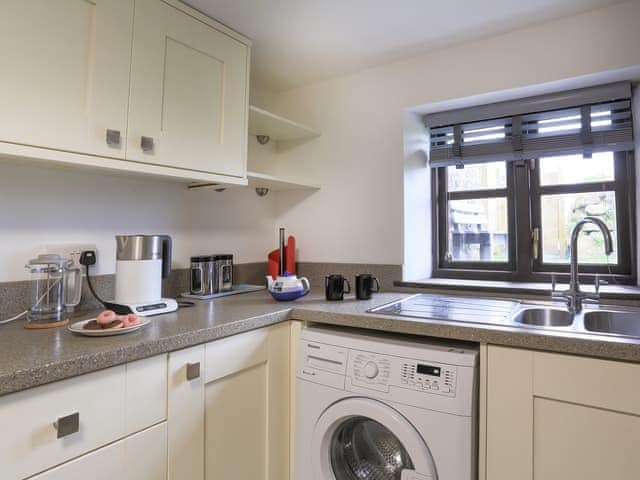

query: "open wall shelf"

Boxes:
[247, 171, 320, 191]
[248, 106, 320, 142]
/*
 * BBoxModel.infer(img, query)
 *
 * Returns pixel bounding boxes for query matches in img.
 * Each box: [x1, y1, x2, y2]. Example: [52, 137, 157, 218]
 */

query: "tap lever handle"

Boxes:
[595, 275, 608, 295]
[551, 274, 557, 293]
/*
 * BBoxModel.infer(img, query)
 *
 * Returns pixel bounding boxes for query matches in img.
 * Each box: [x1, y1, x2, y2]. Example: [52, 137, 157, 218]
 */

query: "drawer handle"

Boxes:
[54, 412, 79, 439]
[106, 129, 121, 146]
[186, 362, 201, 381]
[141, 136, 155, 153]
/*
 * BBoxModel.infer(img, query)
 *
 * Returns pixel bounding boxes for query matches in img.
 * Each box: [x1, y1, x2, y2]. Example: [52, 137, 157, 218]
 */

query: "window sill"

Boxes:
[394, 278, 640, 301]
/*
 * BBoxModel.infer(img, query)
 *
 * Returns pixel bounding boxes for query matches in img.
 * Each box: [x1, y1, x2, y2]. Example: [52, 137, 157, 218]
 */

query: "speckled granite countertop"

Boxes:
[1, 291, 640, 397]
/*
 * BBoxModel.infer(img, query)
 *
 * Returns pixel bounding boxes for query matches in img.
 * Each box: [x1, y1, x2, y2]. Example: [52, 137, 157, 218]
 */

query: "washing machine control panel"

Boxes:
[400, 361, 456, 397]
[351, 352, 392, 392]
[349, 350, 457, 397]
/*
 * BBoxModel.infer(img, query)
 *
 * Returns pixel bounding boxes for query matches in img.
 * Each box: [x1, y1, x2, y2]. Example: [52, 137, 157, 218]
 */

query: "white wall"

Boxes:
[270, 1, 640, 275]
[0, 160, 276, 282]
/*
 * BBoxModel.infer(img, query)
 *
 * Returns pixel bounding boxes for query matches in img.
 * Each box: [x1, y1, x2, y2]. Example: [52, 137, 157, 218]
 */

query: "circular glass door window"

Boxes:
[330, 416, 414, 480]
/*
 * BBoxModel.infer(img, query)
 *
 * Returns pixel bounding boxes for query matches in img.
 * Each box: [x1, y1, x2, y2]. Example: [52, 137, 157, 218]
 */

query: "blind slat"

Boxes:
[427, 83, 634, 169]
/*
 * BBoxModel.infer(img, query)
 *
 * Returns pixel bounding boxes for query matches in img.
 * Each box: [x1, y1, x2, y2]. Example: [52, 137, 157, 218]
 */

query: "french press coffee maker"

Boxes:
[25, 254, 83, 326]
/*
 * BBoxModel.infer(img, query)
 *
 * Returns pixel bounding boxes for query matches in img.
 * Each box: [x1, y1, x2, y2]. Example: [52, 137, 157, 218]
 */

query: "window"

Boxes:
[531, 151, 633, 275]
[427, 83, 636, 283]
[438, 162, 513, 267]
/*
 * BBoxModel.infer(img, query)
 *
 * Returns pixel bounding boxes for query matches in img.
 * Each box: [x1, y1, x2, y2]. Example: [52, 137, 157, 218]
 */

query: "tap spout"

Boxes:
[569, 216, 614, 290]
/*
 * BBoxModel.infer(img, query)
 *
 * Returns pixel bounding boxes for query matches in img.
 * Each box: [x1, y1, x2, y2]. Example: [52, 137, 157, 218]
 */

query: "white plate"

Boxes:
[68, 317, 151, 337]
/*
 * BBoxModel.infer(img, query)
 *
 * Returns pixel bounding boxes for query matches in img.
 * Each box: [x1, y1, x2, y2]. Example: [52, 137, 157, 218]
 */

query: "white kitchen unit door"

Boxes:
[167, 344, 205, 480]
[486, 345, 640, 480]
[127, 0, 249, 177]
[0, 0, 133, 158]
[204, 323, 291, 480]
[31, 423, 167, 480]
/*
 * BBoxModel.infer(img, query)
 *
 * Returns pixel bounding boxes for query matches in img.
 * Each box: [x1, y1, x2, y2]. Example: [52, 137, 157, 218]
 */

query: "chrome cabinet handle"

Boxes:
[141, 136, 154, 152]
[186, 362, 200, 381]
[106, 129, 121, 146]
[54, 412, 79, 439]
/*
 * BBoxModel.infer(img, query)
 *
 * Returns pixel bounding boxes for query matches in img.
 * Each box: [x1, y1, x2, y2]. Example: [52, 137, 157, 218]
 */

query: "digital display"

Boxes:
[417, 364, 441, 376]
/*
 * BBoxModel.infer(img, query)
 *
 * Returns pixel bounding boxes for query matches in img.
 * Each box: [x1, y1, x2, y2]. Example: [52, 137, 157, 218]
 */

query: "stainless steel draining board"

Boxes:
[368, 293, 521, 325]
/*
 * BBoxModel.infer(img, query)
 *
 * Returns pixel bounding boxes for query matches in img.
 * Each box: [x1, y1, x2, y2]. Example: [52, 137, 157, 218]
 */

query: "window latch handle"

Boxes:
[532, 227, 540, 261]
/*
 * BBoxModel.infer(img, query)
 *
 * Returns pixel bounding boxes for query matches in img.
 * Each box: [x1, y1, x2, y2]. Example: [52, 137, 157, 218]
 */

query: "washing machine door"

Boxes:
[311, 397, 437, 480]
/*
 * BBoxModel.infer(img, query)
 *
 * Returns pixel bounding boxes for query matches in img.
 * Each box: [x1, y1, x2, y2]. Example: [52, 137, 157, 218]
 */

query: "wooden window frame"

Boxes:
[431, 151, 637, 284]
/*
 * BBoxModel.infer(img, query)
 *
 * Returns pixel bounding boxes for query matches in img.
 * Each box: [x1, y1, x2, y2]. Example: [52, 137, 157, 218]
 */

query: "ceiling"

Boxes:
[183, 0, 622, 92]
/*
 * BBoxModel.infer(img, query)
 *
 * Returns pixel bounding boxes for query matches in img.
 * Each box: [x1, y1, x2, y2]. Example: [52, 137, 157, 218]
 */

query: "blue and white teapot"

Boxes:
[266, 272, 311, 301]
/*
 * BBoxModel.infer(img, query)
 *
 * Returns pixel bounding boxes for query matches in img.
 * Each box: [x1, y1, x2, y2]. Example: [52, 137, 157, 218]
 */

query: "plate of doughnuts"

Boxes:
[68, 310, 150, 336]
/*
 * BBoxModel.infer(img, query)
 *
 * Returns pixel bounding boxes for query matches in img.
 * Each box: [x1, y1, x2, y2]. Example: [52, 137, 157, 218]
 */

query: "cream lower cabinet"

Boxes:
[32, 423, 167, 480]
[0, 354, 167, 480]
[168, 323, 292, 480]
[0, 0, 133, 158]
[486, 346, 640, 480]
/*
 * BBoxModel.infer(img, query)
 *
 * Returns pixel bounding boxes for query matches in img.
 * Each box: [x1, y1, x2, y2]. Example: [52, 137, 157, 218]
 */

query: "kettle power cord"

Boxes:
[80, 250, 133, 315]
[80, 250, 106, 307]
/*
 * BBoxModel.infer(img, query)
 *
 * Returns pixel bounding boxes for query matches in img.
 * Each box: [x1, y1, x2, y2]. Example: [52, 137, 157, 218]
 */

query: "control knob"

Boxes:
[363, 361, 379, 379]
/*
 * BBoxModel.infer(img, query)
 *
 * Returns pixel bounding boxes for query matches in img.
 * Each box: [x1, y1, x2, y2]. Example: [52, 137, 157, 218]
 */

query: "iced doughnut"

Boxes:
[96, 310, 117, 325]
[122, 313, 141, 328]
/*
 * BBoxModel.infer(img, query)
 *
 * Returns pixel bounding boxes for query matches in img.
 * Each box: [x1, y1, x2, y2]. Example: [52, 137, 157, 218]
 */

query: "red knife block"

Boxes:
[268, 235, 296, 277]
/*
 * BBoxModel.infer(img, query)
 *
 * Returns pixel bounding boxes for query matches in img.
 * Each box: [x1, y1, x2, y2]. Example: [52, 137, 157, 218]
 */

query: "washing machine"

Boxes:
[295, 326, 478, 480]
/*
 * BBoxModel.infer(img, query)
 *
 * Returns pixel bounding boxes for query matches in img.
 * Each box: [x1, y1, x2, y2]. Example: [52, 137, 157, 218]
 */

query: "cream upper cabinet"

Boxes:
[0, 0, 133, 158]
[485, 346, 640, 480]
[127, 0, 249, 177]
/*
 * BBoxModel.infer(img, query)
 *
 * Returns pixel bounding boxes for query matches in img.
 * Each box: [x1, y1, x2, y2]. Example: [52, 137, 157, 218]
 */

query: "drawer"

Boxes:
[534, 351, 640, 415]
[31, 422, 167, 480]
[0, 354, 167, 479]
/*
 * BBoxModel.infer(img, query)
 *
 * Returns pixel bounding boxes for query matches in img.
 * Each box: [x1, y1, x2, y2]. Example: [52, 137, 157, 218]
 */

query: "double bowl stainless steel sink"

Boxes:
[369, 293, 640, 340]
[512, 305, 640, 338]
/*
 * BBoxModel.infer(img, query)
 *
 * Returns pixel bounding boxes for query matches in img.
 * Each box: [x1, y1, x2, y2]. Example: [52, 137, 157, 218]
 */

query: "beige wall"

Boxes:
[270, 1, 640, 273]
[0, 160, 276, 282]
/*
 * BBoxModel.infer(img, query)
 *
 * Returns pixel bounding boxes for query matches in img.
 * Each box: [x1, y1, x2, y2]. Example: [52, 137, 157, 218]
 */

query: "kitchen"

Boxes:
[1, 1, 640, 479]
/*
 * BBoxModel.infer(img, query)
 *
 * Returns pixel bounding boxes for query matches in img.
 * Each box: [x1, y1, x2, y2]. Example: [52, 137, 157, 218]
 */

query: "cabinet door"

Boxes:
[31, 423, 167, 480]
[167, 344, 205, 480]
[485, 346, 533, 480]
[204, 323, 290, 480]
[0, 0, 133, 158]
[127, 0, 248, 177]
[486, 346, 640, 480]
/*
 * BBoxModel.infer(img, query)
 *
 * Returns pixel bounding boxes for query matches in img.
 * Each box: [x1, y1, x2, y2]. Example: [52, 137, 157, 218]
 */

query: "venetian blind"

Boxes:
[427, 82, 634, 168]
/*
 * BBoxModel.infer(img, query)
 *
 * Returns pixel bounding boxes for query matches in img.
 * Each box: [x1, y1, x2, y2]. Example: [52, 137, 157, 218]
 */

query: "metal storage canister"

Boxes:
[214, 255, 233, 292]
[190, 255, 216, 296]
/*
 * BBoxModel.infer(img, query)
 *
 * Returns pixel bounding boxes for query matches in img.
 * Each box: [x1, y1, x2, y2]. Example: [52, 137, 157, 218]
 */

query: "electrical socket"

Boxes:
[44, 244, 97, 269]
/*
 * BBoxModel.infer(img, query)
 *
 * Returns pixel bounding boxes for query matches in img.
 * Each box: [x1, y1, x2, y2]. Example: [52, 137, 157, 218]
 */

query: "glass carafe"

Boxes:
[26, 254, 82, 323]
